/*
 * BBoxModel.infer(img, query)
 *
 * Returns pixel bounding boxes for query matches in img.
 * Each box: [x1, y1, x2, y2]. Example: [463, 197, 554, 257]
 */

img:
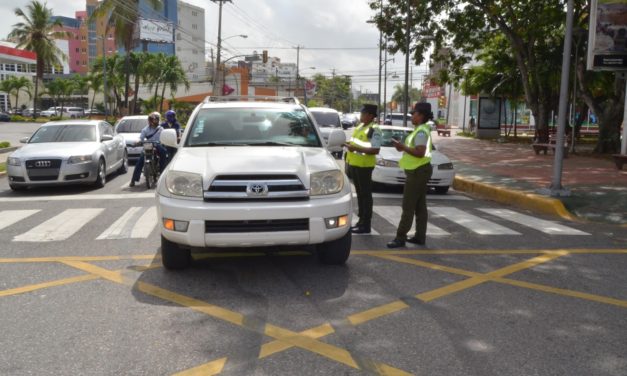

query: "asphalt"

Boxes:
[1, 124, 625, 225]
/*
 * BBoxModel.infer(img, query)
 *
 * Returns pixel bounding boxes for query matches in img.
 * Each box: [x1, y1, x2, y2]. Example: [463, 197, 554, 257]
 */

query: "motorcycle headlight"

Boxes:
[166, 171, 203, 197]
[68, 155, 93, 164]
[438, 162, 454, 170]
[7, 157, 21, 166]
[310, 170, 343, 196]
[376, 158, 399, 168]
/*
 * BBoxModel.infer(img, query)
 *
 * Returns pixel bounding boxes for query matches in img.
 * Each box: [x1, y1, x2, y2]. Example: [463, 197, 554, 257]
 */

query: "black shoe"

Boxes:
[129, 180, 135, 187]
[350, 225, 363, 231]
[351, 226, 371, 234]
[406, 237, 425, 245]
[386, 239, 405, 248]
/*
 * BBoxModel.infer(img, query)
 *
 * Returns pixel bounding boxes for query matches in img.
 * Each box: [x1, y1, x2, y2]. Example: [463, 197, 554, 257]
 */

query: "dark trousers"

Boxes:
[348, 165, 374, 228]
[132, 145, 166, 183]
[396, 163, 433, 242]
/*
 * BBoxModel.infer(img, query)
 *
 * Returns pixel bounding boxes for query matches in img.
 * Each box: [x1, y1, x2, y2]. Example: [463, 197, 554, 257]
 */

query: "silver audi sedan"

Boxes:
[6, 120, 128, 191]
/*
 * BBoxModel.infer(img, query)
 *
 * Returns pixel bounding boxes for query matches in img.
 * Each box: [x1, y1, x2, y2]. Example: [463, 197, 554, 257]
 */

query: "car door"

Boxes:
[99, 123, 116, 172]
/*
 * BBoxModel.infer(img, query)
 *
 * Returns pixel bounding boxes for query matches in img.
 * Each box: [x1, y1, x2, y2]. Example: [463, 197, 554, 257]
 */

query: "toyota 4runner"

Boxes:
[157, 96, 352, 269]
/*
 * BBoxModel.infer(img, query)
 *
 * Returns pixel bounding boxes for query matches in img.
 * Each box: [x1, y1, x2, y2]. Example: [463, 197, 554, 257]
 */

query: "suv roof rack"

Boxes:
[202, 95, 301, 105]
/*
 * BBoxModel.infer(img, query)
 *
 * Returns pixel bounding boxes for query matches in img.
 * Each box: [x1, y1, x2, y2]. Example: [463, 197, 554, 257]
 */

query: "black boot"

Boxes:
[386, 238, 405, 248]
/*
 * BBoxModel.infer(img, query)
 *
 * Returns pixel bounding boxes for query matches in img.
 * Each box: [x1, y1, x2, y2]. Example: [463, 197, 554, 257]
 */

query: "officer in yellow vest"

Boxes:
[387, 102, 434, 248]
[343, 104, 382, 234]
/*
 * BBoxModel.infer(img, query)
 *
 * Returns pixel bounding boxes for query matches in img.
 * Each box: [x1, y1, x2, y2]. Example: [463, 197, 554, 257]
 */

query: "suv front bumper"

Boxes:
[157, 193, 352, 248]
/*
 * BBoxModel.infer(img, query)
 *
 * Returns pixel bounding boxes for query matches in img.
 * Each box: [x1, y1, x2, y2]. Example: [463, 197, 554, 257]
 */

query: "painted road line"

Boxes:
[0, 274, 99, 297]
[353, 192, 471, 200]
[374, 205, 450, 236]
[347, 300, 410, 326]
[478, 208, 590, 235]
[0, 209, 40, 231]
[0, 193, 154, 202]
[172, 358, 227, 376]
[96, 207, 144, 240]
[13, 208, 104, 242]
[132, 206, 158, 238]
[430, 207, 521, 235]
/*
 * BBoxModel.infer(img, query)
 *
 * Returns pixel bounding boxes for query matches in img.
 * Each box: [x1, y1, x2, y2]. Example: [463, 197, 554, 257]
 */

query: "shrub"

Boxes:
[0, 141, 10, 148]
[10, 115, 26, 122]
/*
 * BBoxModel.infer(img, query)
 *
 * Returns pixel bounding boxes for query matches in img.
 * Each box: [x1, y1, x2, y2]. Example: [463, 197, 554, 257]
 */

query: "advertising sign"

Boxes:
[477, 97, 501, 129]
[135, 18, 174, 43]
[587, 0, 627, 70]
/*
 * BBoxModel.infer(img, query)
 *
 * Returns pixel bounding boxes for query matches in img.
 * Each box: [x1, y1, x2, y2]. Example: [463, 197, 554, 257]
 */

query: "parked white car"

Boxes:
[156, 96, 352, 269]
[40, 107, 61, 117]
[383, 112, 412, 126]
[371, 125, 455, 194]
[114, 115, 149, 161]
[308, 107, 344, 157]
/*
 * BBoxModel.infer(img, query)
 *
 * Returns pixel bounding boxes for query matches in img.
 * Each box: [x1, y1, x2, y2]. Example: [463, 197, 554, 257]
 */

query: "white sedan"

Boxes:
[371, 125, 455, 194]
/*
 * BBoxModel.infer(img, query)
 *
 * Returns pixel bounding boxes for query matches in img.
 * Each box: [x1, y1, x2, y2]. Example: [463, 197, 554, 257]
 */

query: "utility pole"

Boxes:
[402, 1, 411, 127]
[211, 0, 232, 95]
[377, 0, 383, 116]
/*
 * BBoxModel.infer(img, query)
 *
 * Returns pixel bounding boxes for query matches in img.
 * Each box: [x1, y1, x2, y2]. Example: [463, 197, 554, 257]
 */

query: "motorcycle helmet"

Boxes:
[165, 110, 176, 122]
[148, 111, 161, 122]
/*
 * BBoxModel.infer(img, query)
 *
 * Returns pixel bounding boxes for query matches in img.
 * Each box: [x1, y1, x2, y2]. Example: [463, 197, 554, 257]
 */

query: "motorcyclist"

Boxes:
[129, 112, 166, 187]
[161, 109, 181, 165]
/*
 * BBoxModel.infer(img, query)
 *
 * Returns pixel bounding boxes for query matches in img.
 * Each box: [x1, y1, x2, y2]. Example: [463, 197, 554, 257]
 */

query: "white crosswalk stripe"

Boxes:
[478, 208, 590, 235]
[97, 207, 158, 239]
[373, 206, 450, 236]
[13, 208, 104, 242]
[0, 210, 41, 231]
[429, 207, 521, 235]
[132, 206, 158, 238]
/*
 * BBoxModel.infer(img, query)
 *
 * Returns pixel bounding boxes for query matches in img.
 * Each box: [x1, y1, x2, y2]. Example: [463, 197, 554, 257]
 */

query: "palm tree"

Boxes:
[391, 84, 422, 112]
[9, 1, 68, 118]
[71, 75, 90, 110]
[91, 0, 162, 113]
[144, 53, 166, 105]
[159, 55, 190, 113]
[0, 76, 33, 111]
[86, 72, 103, 117]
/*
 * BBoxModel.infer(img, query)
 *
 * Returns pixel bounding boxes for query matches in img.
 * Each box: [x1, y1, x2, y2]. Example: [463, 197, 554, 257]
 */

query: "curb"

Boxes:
[0, 146, 18, 153]
[452, 175, 578, 222]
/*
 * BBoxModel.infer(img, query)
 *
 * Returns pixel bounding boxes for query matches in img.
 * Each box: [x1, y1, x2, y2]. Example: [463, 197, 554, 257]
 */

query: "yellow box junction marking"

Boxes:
[1, 248, 627, 375]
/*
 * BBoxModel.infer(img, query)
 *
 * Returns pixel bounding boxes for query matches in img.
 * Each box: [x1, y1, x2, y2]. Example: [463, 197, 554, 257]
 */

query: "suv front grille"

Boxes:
[205, 174, 309, 201]
[205, 218, 309, 233]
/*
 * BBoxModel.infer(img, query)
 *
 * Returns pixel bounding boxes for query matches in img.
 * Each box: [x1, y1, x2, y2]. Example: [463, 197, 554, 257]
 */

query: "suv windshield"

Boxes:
[115, 118, 147, 133]
[311, 111, 341, 127]
[186, 107, 321, 147]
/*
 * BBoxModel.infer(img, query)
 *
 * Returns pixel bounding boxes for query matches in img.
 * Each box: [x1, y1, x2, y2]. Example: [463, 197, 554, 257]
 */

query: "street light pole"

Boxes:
[378, 0, 383, 115]
[402, 1, 411, 127]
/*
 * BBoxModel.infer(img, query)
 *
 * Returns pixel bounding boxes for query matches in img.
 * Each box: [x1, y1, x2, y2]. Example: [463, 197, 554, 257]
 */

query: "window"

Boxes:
[192, 10, 198, 17]
[192, 24, 197, 30]
[177, 33, 181, 40]
[76, 47, 80, 52]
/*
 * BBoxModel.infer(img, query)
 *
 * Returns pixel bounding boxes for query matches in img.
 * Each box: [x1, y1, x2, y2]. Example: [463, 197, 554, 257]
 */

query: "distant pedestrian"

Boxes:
[387, 102, 434, 248]
[469, 116, 476, 132]
[343, 104, 382, 234]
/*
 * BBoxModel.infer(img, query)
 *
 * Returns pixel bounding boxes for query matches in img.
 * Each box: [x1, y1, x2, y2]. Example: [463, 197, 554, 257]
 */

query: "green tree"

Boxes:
[92, 53, 126, 115]
[9, 0, 68, 117]
[71, 75, 90, 110]
[91, 0, 162, 112]
[0, 76, 33, 111]
[45, 78, 75, 116]
[311, 74, 352, 112]
[159, 55, 189, 113]
[391, 83, 422, 112]
[86, 72, 103, 117]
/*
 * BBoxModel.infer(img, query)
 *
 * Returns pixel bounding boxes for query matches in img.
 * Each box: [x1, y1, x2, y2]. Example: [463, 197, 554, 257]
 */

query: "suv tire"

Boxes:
[161, 235, 191, 269]
[317, 231, 351, 265]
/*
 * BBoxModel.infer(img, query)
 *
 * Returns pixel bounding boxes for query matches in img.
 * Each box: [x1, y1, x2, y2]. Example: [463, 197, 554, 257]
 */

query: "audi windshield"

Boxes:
[28, 124, 97, 143]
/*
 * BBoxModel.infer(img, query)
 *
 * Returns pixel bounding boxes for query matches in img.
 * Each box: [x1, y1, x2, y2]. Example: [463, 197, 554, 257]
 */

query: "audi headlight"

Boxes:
[376, 158, 399, 168]
[166, 171, 203, 197]
[310, 170, 343, 196]
[7, 157, 21, 166]
[438, 162, 454, 170]
[68, 155, 93, 164]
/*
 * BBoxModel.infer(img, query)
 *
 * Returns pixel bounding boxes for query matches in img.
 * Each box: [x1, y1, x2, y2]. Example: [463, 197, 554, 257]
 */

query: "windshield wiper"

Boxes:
[190, 142, 250, 147]
[248, 141, 295, 146]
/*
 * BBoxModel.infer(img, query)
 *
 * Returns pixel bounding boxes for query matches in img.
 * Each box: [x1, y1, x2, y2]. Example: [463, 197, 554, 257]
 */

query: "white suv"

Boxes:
[157, 96, 352, 269]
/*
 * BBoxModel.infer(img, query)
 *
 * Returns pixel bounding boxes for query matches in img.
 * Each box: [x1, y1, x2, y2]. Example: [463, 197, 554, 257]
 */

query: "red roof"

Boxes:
[0, 45, 36, 61]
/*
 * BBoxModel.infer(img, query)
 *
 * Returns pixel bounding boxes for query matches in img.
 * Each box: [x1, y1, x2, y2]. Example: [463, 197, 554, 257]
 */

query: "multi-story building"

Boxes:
[130, 0, 177, 55]
[176, 0, 205, 82]
[0, 43, 36, 112]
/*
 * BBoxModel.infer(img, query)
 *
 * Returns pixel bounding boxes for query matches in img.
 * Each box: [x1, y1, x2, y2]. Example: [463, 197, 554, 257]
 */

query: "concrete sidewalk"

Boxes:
[434, 128, 627, 225]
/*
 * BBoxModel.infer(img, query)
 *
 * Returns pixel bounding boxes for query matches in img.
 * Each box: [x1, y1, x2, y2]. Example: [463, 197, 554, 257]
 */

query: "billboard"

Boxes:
[135, 18, 174, 43]
[587, 0, 627, 70]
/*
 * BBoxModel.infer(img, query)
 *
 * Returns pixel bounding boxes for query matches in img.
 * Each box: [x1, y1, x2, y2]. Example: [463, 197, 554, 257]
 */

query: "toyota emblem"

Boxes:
[247, 183, 268, 196]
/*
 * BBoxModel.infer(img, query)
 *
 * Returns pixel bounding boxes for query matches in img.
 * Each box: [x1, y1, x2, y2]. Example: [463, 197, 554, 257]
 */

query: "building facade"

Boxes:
[176, 0, 205, 82]
[0, 44, 36, 112]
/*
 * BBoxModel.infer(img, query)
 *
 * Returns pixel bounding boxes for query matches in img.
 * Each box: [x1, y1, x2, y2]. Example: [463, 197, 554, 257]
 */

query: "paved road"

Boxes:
[1, 170, 626, 375]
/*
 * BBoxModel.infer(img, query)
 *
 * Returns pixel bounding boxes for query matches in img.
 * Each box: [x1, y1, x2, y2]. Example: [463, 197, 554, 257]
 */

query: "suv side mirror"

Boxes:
[326, 129, 346, 148]
[161, 128, 178, 148]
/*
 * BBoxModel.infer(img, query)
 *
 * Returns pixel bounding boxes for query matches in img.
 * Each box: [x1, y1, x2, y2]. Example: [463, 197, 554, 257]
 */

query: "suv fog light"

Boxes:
[325, 215, 349, 229]
[163, 218, 189, 232]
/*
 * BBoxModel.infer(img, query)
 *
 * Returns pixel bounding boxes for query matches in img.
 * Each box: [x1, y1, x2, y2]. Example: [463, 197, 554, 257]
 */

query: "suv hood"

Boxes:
[170, 146, 339, 187]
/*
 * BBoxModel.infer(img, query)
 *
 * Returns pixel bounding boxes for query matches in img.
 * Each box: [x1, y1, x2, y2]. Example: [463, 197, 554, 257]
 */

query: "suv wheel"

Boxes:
[161, 235, 191, 269]
[317, 231, 352, 265]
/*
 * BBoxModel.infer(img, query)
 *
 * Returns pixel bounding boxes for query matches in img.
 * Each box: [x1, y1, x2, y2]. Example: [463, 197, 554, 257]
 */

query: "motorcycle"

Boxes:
[142, 141, 163, 189]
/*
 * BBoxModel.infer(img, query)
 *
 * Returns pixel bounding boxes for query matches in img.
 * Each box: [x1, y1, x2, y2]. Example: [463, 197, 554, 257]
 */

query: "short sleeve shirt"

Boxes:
[370, 128, 382, 148]
[412, 128, 429, 147]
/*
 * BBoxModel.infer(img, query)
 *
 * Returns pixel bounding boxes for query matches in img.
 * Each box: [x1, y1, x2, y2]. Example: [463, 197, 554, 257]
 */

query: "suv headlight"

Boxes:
[166, 171, 203, 197]
[310, 170, 343, 196]
[7, 157, 21, 166]
[68, 155, 93, 164]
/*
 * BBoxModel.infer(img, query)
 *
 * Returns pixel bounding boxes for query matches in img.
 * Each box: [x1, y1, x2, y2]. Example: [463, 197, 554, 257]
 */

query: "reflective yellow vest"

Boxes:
[346, 122, 380, 167]
[399, 123, 432, 170]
